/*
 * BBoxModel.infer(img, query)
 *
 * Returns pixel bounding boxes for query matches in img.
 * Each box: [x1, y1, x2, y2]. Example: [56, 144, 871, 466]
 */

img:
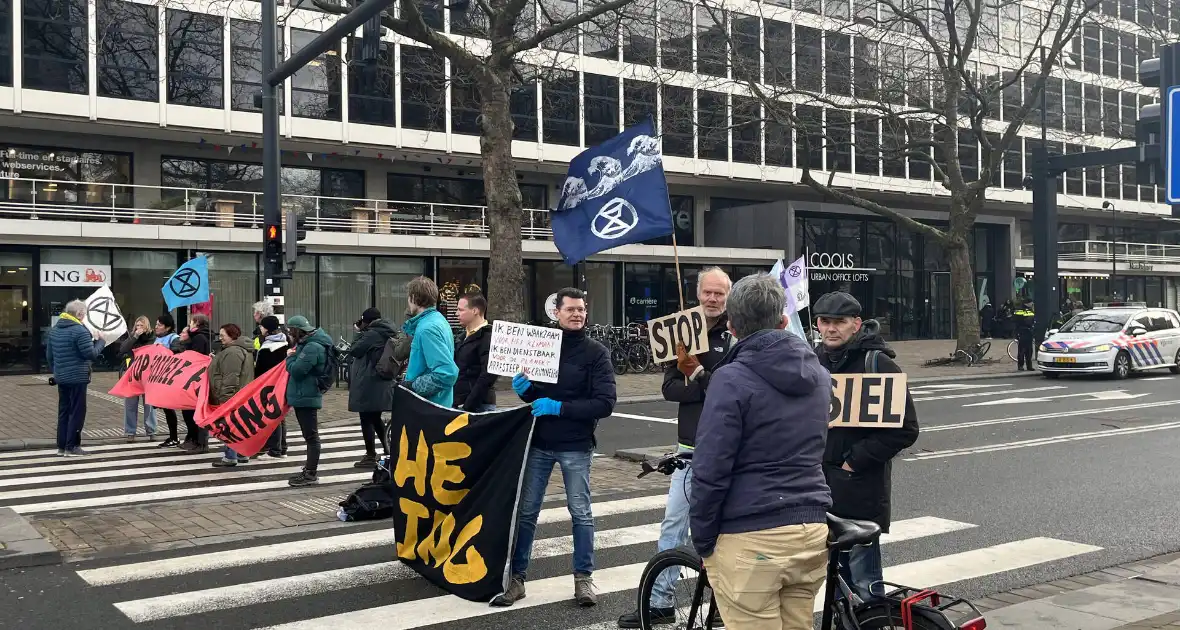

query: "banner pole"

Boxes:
[669, 211, 687, 385]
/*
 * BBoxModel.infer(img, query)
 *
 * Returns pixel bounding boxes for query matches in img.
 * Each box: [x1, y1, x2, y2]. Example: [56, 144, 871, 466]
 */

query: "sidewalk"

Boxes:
[0, 338, 1025, 447]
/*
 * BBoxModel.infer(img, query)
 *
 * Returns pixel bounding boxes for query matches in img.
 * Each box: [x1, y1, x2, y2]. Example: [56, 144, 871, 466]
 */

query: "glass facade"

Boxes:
[0, 145, 133, 207]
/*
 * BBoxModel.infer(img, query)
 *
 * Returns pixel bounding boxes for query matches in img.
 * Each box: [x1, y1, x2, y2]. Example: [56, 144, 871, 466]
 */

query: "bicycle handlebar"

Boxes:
[637, 452, 692, 478]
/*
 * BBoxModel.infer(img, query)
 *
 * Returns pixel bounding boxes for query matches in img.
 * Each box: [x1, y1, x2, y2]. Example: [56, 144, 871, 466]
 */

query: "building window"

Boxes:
[584, 73, 619, 146]
[450, 3, 487, 37]
[401, 46, 445, 132]
[765, 20, 790, 87]
[23, 0, 87, 94]
[0, 145, 132, 207]
[854, 114, 879, 176]
[732, 13, 759, 83]
[766, 109, 793, 167]
[543, 70, 579, 146]
[96, 0, 158, 102]
[230, 20, 284, 113]
[0, 0, 10, 86]
[795, 26, 822, 92]
[827, 109, 851, 173]
[451, 65, 480, 136]
[290, 28, 341, 120]
[347, 35, 394, 126]
[319, 255, 373, 343]
[796, 104, 823, 169]
[584, 9, 620, 60]
[661, 85, 693, 158]
[623, 79, 657, 128]
[198, 252, 258, 335]
[167, 9, 224, 108]
[697, 90, 727, 161]
[732, 95, 761, 165]
[659, 0, 692, 72]
[853, 36, 877, 100]
[825, 32, 851, 96]
[511, 64, 538, 142]
[882, 122, 905, 178]
[161, 157, 362, 218]
[377, 257, 427, 329]
[696, 6, 726, 77]
[623, 1, 655, 65]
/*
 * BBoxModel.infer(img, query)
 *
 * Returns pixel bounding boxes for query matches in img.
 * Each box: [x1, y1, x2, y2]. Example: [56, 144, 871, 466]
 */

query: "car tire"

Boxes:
[1171, 350, 1180, 375]
[1112, 351, 1131, 380]
[1044, 372, 1060, 379]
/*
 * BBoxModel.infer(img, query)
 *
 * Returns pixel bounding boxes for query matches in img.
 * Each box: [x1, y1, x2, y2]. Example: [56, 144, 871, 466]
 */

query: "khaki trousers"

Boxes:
[702, 523, 829, 630]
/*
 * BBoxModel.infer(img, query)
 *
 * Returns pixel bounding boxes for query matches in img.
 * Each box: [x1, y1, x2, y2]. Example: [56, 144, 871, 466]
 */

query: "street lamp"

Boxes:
[1102, 200, 1117, 294]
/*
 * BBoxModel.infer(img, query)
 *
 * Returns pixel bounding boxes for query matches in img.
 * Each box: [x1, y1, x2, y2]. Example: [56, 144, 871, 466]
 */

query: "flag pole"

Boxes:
[670, 223, 686, 312]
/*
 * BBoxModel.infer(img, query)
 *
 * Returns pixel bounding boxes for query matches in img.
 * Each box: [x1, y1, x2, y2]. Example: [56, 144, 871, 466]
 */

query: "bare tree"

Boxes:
[690, 0, 1101, 349]
[309, 0, 645, 322]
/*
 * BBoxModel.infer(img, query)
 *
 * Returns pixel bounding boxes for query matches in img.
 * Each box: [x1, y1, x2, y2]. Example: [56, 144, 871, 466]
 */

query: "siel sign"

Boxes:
[41, 264, 111, 287]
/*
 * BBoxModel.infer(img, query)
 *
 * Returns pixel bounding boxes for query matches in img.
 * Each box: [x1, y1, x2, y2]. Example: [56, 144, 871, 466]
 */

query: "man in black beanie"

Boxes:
[347, 307, 397, 467]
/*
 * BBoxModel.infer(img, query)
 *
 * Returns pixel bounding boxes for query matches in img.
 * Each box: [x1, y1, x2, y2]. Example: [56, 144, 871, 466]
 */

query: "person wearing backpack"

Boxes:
[812, 291, 919, 602]
[284, 315, 334, 487]
[348, 307, 397, 468]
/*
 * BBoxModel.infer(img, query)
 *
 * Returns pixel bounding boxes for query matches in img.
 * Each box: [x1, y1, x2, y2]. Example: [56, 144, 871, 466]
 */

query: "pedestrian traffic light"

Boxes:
[264, 222, 282, 262]
[284, 210, 307, 268]
[1137, 58, 1165, 190]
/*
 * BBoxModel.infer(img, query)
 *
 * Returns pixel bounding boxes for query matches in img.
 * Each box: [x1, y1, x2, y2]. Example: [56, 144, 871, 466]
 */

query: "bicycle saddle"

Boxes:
[826, 513, 881, 551]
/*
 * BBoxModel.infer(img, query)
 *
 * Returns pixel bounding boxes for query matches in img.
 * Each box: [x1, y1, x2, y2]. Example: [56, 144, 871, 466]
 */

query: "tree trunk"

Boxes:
[478, 74, 526, 323]
[946, 194, 981, 351]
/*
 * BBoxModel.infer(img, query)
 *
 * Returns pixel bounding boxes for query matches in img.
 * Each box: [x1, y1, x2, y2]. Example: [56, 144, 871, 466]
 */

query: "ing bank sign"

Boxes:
[41, 264, 111, 287]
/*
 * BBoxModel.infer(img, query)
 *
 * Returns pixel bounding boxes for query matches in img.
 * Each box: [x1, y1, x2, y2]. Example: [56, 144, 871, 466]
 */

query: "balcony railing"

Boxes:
[1019, 240, 1180, 263]
[0, 176, 554, 239]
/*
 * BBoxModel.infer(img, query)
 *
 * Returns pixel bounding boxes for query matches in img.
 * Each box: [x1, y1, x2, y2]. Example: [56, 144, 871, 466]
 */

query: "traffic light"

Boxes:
[1138, 44, 1180, 213]
[284, 210, 307, 268]
[264, 222, 282, 263]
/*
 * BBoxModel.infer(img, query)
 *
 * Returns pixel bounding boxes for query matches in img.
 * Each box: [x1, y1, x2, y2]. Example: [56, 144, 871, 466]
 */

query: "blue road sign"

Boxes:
[1169, 86, 1180, 204]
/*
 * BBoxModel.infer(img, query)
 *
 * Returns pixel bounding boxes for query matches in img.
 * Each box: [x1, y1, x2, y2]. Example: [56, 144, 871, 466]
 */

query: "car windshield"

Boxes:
[1058, 312, 1131, 333]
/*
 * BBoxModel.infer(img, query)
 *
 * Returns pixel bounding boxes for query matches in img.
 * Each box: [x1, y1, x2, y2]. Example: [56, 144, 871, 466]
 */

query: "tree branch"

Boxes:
[798, 168, 948, 243]
[506, 0, 634, 56]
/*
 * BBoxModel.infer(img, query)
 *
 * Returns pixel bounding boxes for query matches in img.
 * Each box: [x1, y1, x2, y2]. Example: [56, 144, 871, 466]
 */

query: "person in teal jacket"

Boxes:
[284, 315, 333, 487]
[402, 277, 459, 407]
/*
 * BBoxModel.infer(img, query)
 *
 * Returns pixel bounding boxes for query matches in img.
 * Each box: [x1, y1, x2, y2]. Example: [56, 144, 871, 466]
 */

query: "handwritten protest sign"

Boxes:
[828, 373, 908, 428]
[647, 305, 710, 364]
[486, 320, 563, 383]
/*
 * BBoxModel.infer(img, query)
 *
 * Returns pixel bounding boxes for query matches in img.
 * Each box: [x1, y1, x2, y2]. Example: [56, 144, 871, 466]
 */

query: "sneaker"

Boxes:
[491, 574, 526, 606]
[179, 441, 198, 452]
[158, 438, 180, 448]
[574, 573, 598, 607]
[124, 436, 136, 443]
[353, 454, 378, 469]
[268, 451, 287, 459]
[211, 458, 237, 468]
[288, 471, 319, 487]
[64, 447, 89, 457]
[237, 456, 250, 464]
[146, 433, 156, 442]
[56, 449, 65, 457]
[618, 608, 676, 628]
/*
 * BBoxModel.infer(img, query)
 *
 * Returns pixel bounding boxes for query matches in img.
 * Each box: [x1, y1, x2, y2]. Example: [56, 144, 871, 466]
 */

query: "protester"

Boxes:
[285, 315, 333, 487]
[813, 291, 919, 601]
[690, 274, 832, 630]
[209, 324, 257, 468]
[47, 299, 106, 457]
[401, 277, 458, 407]
[618, 267, 732, 628]
[251, 300, 274, 350]
[348, 307, 396, 467]
[153, 314, 182, 449]
[118, 315, 157, 443]
[453, 292, 497, 413]
[172, 314, 212, 453]
[495, 287, 617, 608]
[255, 315, 290, 458]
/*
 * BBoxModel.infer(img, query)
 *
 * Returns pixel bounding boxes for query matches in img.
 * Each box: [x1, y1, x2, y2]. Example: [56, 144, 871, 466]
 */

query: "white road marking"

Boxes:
[611, 412, 676, 424]
[964, 389, 1149, 407]
[912, 386, 1066, 402]
[907, 420, 1180, 460]
[1141, 376, 1172, 381]
[79, 495, 671, 586]
[910, 383, 1013, 393]
[923, 399, 1180, 432]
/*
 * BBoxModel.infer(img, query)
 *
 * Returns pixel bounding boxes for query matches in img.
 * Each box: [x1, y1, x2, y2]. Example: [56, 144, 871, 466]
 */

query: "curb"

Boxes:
[0, 438, 57, 453]
[0, 507, 62, 569]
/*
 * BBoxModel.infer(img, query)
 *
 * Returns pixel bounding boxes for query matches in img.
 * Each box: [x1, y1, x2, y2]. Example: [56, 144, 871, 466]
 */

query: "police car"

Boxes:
[1037, 302, 1180, 379]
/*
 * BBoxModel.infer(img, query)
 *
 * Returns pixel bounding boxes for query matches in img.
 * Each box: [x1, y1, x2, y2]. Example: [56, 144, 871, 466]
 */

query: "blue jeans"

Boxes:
[839, 538, 884, 601]
[223, 446, 247, 461]
[123, 395, 156, 436]
[511, 448, 594, 578]
[651, 448, 693, 608]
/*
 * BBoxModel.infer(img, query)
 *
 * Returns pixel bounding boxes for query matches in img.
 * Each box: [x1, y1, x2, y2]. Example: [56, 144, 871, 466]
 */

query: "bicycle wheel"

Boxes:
[974, 341, 991, 360]
[847, 601, 958, 629]
[612, 346, 629, 376]
[627, 343, 652, 373]
[637, 547, 719, 630]
[1006, 339, 1017, 362]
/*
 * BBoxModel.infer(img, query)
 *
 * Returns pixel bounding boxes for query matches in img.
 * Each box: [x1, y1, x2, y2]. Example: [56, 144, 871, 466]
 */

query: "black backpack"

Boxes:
[337, 459, 394, 521]
[316, 341, 342, 393]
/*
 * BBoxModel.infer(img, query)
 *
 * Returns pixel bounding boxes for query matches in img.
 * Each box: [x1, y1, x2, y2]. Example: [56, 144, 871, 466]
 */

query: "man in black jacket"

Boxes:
[813, 291, 919, 601]
[618, 267, 732, 628]
[494, 287, 616, 609]
[348, 307, 397, 467]
[453, 293, 497, 412]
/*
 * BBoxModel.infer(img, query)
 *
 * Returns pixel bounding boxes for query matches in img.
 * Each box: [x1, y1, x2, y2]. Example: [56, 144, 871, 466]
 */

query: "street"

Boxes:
[2, 368, 1180, 628]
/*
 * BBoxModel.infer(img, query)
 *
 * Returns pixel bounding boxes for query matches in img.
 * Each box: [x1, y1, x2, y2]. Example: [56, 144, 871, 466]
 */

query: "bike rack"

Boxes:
[878, 582, 987, 629]
[900, 589, 941, 629]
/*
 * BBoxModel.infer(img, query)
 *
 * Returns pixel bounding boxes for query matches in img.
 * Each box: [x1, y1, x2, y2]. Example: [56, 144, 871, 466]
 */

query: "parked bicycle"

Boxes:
[634, 452, 987, 630]
[923, 341, 991, 367]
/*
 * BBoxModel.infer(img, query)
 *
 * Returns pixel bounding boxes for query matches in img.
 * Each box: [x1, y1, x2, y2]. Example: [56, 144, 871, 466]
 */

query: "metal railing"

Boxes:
[1020, 240, 1180, 264]
[0, 176, 554, 239]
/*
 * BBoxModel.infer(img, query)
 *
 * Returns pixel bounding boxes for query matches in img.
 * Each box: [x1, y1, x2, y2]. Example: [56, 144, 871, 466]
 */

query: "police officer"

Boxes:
[1013, 300, 1035, 371]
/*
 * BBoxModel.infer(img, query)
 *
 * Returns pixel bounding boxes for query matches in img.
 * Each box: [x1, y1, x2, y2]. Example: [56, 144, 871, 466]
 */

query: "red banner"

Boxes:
[110, 345, 291, 457]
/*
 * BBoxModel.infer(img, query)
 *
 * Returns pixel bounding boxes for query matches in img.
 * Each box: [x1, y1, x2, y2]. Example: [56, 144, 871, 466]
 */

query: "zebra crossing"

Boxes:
[66, 491, 1104, 630]
[0, 425, 376, 515]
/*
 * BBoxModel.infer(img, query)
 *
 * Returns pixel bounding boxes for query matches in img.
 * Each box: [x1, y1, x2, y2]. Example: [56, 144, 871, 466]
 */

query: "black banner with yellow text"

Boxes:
[389, 386, 534, 602]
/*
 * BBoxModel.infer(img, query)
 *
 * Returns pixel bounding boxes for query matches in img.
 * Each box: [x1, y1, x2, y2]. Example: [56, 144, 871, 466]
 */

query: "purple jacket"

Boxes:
[689, 328, 832, 558]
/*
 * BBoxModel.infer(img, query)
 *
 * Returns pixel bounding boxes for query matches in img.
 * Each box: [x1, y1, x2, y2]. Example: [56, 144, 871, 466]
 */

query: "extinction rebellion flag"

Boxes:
[109, 344, 291, 457]
[389, 386, 535, 602]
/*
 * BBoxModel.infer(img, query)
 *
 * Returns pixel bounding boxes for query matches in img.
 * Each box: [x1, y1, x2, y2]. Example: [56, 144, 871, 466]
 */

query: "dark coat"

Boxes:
[518, 329, 616, 452]
[815, 319, 919, 532]
[118, 330, 155, 373]
[47, 316, 101, 385]
[348, 319, 397, 413]
[661, 314, 732, 448]
[689, 329, 832, 559]
[285, 328, 332, 409]
[453, 323, 497, 410]
[255, 336, 289, 378]
[171, 325, 211, 356]
[209, 338, 255, 405]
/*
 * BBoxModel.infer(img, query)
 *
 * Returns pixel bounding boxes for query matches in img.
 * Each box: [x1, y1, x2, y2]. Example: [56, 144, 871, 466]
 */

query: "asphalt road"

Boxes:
[4, 367, 1180, 629]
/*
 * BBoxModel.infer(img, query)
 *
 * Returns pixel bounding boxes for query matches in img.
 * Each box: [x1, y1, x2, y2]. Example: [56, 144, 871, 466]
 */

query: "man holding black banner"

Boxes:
[813, 291, 920, 601]
[618, 267, 732, 628]
[494, 287, 616, 608]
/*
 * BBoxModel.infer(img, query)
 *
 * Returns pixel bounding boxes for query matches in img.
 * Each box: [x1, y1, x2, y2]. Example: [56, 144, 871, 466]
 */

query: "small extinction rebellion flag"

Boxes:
[389, 386, 535, 602]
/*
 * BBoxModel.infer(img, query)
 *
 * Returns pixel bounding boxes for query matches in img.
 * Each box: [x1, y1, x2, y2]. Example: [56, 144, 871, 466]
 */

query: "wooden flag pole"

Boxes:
[669, 210, 687, 384]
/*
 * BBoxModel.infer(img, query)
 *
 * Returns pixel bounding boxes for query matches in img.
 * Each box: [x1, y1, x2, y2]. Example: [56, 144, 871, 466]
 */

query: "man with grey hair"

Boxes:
[689, 274, 832, 630]
[252, 300, 275, 350]
[47, 299, 106, 456]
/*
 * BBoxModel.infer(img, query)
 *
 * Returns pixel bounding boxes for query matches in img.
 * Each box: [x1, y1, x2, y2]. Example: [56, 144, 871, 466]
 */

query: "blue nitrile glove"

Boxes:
[512, 373, 531, 396]
[531, 398, 561, 417]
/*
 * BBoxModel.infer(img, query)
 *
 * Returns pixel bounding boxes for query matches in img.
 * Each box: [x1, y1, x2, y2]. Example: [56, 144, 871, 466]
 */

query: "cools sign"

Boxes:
[808, 253, 870, 283]
[390, 386, 536, 602]
[41, 264, 111, 287]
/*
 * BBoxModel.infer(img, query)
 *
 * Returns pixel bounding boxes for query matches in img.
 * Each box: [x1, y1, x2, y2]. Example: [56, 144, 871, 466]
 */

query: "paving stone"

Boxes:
[1047, 581, 1180, 623]
[985, 600, 1125, 630]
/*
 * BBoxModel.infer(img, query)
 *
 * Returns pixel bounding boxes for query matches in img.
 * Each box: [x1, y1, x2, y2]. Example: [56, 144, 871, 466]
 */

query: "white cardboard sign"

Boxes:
[487, 320, 564, 384]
